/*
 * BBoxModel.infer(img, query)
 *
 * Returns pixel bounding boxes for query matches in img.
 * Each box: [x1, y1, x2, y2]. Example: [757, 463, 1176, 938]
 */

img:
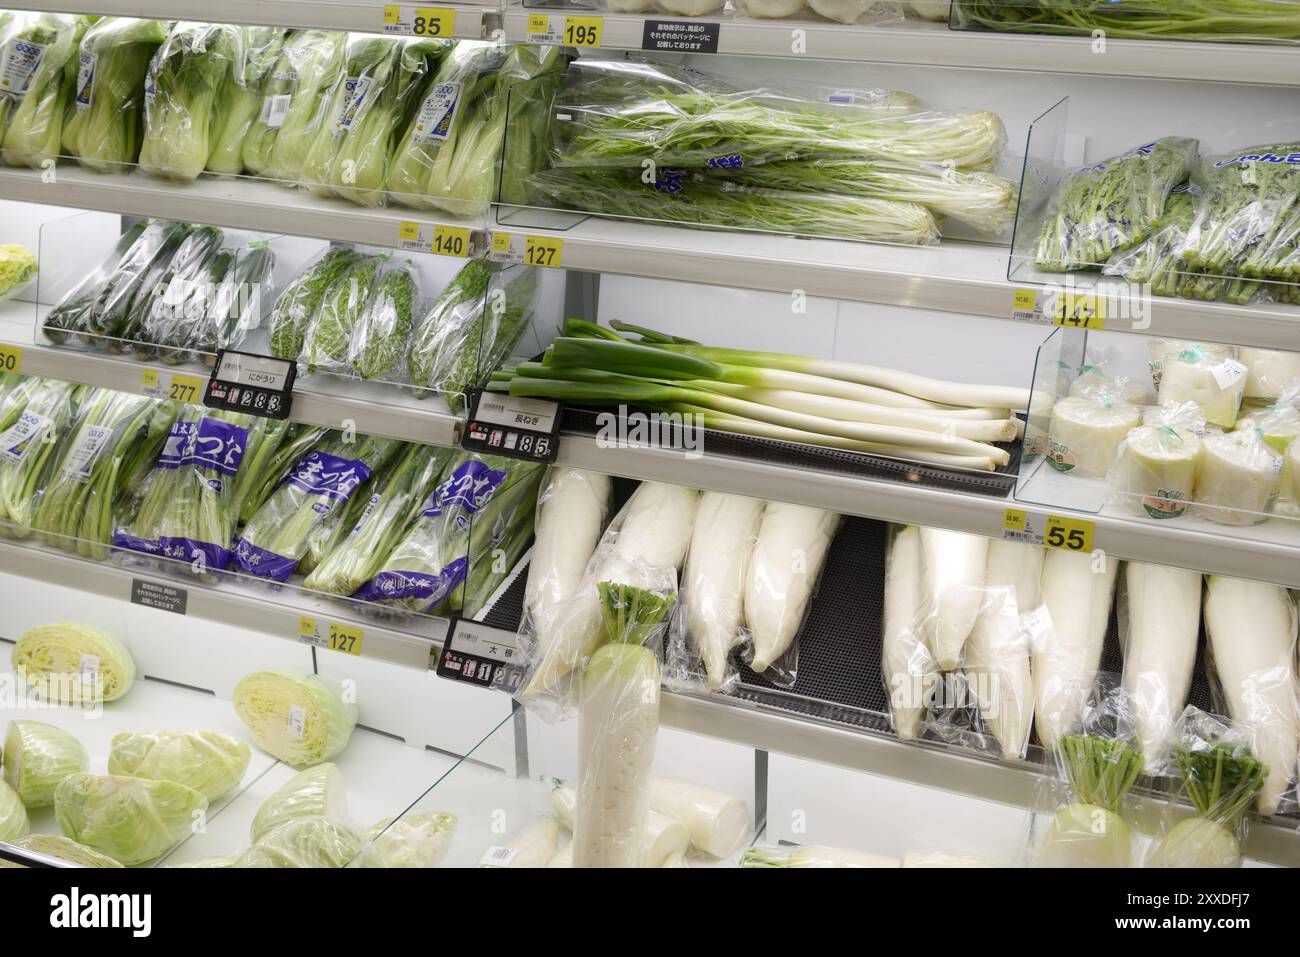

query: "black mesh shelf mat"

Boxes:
[560, 407, 1021, 498]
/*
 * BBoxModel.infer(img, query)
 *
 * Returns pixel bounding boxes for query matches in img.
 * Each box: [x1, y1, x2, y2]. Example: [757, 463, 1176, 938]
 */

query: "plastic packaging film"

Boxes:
[0, 12, 87, 169]
[1192, 428, 1283, 526]
[1108, 401, 1205, 520]
[882, 525, 936, 742]
[345, 258, 422, 381]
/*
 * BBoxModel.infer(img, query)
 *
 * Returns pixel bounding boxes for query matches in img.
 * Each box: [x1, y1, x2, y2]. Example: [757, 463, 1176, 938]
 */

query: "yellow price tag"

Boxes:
[431, 225, 470, 258]
[0, 344, 21, 374]
[563, 16, 603, 47]
[398, 220, 421, 244]
[1051, 292, 1105, 330]
[524, 236, 563, 268]
[1044, 515, 1094, 553]
[491, 232, 513, 256]
[383, 5, 454, 36]
[383, 4, 402, 23]
[1011, 288, 1038, 320]
[142, 369, 203, 404]
[1002, 508, 1027, 533]
[298, 616, 364, 657]
[527, 13, 550, 34]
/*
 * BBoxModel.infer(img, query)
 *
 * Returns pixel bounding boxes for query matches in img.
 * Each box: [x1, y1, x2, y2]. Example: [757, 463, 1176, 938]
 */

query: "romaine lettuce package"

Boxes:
[233, 432, 400, 581]
[233, 672, 357, 766]
[12, 622, 136, 703]
[61, 16, 169, 173]
[250, 762, 347, 842]
[0, 13, 88, 168]
[235, 816, 365, 868]
[54, 772, 209, 865]
[358, 811, 457, 868]
[108, 730, 251, 801]
[0, 778, 29, 843]
[3, 719, 89, 806]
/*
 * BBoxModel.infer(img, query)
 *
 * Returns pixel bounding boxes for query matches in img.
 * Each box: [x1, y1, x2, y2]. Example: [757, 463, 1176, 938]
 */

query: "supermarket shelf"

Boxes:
[0, 303, 463, 448]
[0, 534, 448, 671]
[502, 7, 1300, 84]
[494, 213, 1300, 350]
[3, 0, 494, 34]
[661, 690, 1300, 867]
[0, 165, 485, 259]
[552, 430, 1300, 589]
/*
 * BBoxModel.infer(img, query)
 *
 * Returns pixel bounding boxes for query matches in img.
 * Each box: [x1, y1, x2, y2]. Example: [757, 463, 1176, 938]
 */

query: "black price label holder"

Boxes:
[462, 389, 563, 463]
[436, 617, 527, 694]
[205, 349, 297, 420]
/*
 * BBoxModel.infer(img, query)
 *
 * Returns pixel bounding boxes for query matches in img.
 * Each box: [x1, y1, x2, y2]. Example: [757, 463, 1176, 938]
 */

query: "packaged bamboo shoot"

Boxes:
[1193, 429, 1284, 526]
[1047, 395, 1141, 478]
[1108, 403, 1204, 520]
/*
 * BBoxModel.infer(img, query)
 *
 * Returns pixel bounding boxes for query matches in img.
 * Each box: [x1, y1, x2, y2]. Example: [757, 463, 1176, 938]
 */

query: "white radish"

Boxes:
[684, 492, 764, 690]
[482, 817, 560, 868]
[1122, 563, 1202, 772]
[648, 777, 750, 859]
[1033, 549, 1119, 749]
[553, 785, 689, 867]
[920, 528, 989, 670]
[661, 851, 690, 867]
[744, 503, 841, 672]
[525, 469, 611, 630]
[742, 845, 900, 868]
[1204, 576, 1299, 815]
[573, 644, 662, 868]
[965, 540, 1043, 759]
[883, 525, 935, 741]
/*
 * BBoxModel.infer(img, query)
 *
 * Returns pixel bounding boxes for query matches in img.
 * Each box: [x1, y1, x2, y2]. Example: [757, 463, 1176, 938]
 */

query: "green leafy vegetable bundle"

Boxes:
[83, 219, 192, 343]
[346, 258, 420, 380]
[954, 0, 1300, 44]
[268, 246, 361, 360]
[207, 26, 287, 176]
[300, 252, 385, 371]
[0, 12, 89, 169]
[0, 379, 80, 535]
[41, 220, 148, 344]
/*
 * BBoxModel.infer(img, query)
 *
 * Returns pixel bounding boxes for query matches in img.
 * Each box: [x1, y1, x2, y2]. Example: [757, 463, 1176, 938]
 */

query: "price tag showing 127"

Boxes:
[298, 616, 364, 657]
[490, 232, 563, 268]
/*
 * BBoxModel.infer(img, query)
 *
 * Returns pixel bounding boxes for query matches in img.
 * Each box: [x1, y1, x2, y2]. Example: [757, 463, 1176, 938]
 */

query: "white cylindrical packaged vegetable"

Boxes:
[883, 525, 936, 741]
[683, 492, 764, 691]
[648, 776, 751, 859]
[1158, 349, 1247, 428]
[1204, 576, 1299, 816]
[525, 468, 612, 629]
[918, 527, 989, 670]
[1108, 402, 1204, 520]
[744, 502, 841, 673]
[1149, 339, 1234, 391]
[1192, 430, 1283, 526]
[1047, 395, 1141, 478]
[1238, 348, 1300, 401]
[1121, 562, 1201, 772]
[735, 0, 809, 16]
[553, 785, 689, 867]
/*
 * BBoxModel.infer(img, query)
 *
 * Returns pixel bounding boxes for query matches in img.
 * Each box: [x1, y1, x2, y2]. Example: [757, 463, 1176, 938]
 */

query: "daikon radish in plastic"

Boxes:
[607, 0, 654, 10]
[965, 539, 1041, 759]
[1109, 403, 1204, 520]
[683, 492, 764, 690]
[1121, 562, 1201, 772]
[1047, 396, 1140, 478]
[648, 776, 750, 859]
[482, 817, 561, 868]
[736, 0, 808, 16]
[1033, 549, 1119, 749]
[919, 527, 989, 670]
[1069, 370, 1150, 406]
[1238, 347, 1300, 401]
[662, 851, 690, 867]
[1193, 429, 1283, 526]
[1288, 441, 1300, 503]
[742, 845, 900, 867]
[808, 0, 877, 23]
[658, 0, 725, 12]
[1204, 576, 1299, 815]
[744, 503, 841, 673]
[883, 525, 936, 741]
[1149, 339, 1234, 391]
[525, 469, 612, 628]
[1158, 349, 1247, 428]
[552, 785, 690, 867]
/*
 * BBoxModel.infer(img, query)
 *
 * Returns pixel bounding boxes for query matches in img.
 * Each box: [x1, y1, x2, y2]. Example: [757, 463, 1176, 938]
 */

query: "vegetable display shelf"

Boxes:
[0, 302, 463, 448]
[500, 3, 1300, 84]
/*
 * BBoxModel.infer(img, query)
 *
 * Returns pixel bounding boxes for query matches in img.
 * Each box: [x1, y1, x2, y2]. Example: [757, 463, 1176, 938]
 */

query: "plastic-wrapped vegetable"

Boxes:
[83, 220, 192, 341]
[304, 443, 453, 596]
[139, 22, 241, 181]
[0, 244, 35, 302]
[347, 259, 420, 380]
[7, 834, 123, 867]
[355, 452, 543, 614]
[551, 785, 688, 868]
[62, 17, 170, 173]
[1035, 138, 1198, 271]
[130, 224, 225, 356]
[108, 730, 249, 801]
[55, 773, 209, 865]
[358, 812, 458, 868]
[1046, 393, 1141, 478]
[113, 406, 203, 557]
[236, 816, 365, 868]
[207, 27, 287, 175]
[211, 240, 277, 355]
[234, 433, 399, 580]
[0, 778, 29, 843]
[155, 412, 252, 570]
[0, 13, 87, 169]
[2, 720, 89, 806]
[1109, 402, 1205, 520]
[1036, 734, 1142, 868]
[882, 525, 935, 742]
[0, 378, 79, 535]
[250, 763, 348, 841]
[13, 622, 135, 704]
[244, 29, 347, 180]
[300, 254, 384, 370]
[267, 246, 361, 360]
[408, 260, 538, 410]
[41, 221, 148, 344]
[1193, 428, 1283, 526]
[231, 422, 324, 526]
[1158, 347, 1246, 429]
[233, 672, 358, 766]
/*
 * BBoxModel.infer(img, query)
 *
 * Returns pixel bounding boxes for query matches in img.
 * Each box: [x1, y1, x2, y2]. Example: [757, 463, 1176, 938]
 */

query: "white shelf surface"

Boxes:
[0, 302, 462, 448]
[3, 0, 494, 33]
[501, 8, 1300, 85]
[553, 430, 1300, 589]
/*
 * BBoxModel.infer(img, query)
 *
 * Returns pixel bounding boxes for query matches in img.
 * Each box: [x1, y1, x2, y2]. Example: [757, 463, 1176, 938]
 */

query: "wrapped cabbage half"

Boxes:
[250, 763, 348, 842]
[233, 672, 357, 766]
[108, 730, 251, 801]
[235, 816, 365, 868]
[0, 778, 30, 842]
[358, 811, 457, 868]
[3, 720, 89, 806]
[6, 833, 123, 868]
[12, 622, 136, 703]
[54, 772, 209, 865]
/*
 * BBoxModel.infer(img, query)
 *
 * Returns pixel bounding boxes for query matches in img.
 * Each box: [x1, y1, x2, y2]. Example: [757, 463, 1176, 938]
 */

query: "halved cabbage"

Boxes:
[233, 672, 357, 766]
[170, 854, 238, 868]
[359, 811, 457, 868]
[13, 622, 136, 704]
[3, 720, 89, 806]
[235, 816, 365, 868]
[0, 778, 30, 842]
[250, 763, 348, 842]
[108, 730, 251, 801]
[5, 833, 124, 868]
[55, 773, 209, 866]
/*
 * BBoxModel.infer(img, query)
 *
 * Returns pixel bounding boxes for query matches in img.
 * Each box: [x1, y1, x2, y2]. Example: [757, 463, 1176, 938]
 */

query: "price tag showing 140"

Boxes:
[142, 368, 204, 404]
